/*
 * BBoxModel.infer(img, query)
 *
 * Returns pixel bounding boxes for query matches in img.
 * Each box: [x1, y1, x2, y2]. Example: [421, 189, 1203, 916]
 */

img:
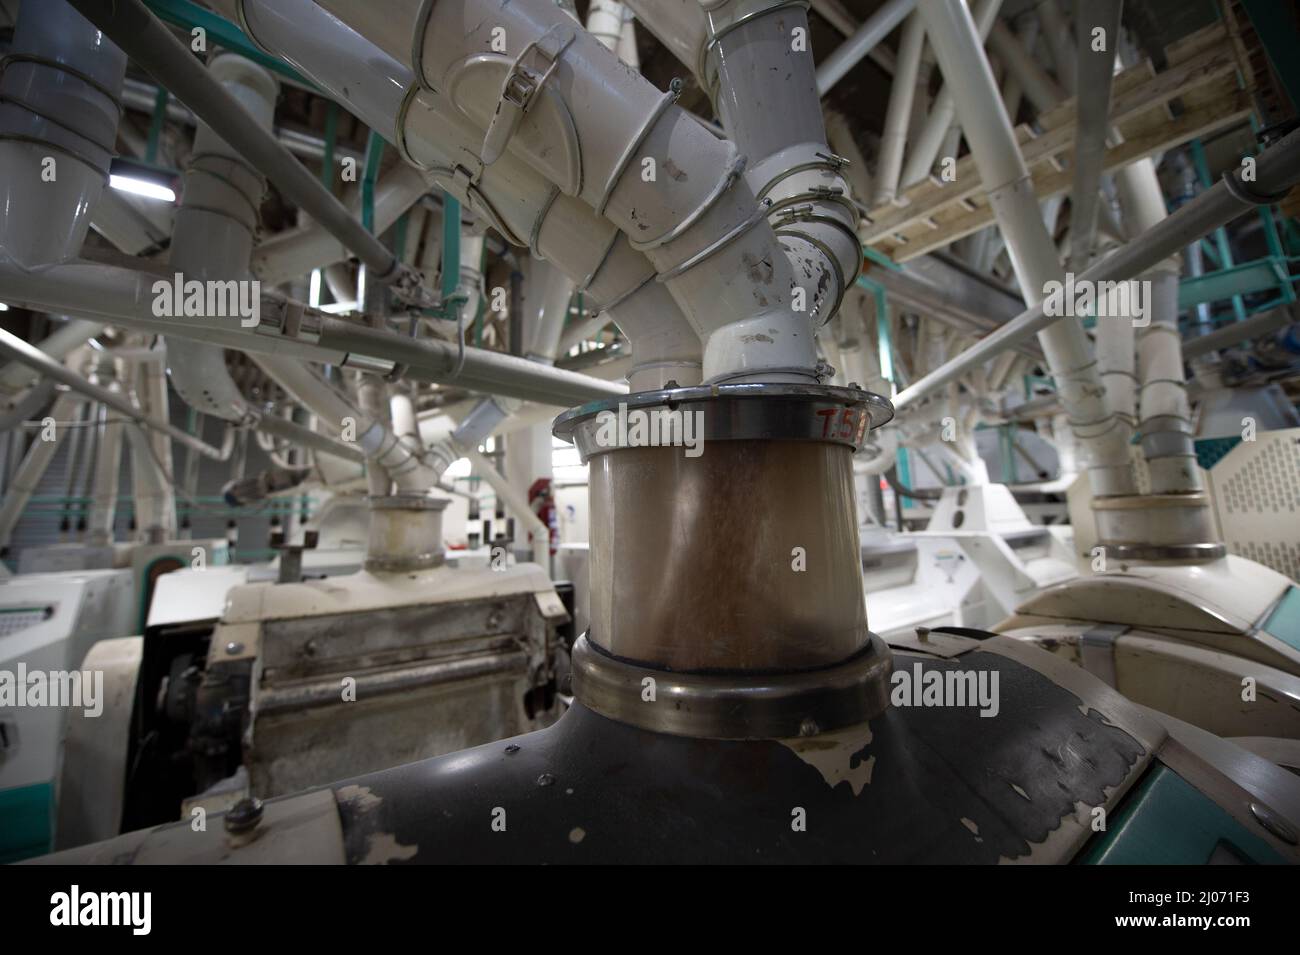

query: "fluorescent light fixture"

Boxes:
[109, 173, 176, 202]
[0, 303, 9, 311]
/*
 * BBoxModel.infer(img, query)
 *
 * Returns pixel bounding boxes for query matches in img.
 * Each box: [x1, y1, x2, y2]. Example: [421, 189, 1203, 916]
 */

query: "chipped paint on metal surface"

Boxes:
[360, 830, 418, 865]
[778, 723, 876, 796]
[336, 784, 383, 814]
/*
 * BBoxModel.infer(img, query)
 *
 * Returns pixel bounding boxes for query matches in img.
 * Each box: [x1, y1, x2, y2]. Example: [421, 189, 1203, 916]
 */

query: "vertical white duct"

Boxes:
[1118, 159, 1203, 499]
[166, 54, 278, 422]
[917, 0, 1138, 512]
[0, 0, 126, 268]
[700, 0, 862, 333]
[873, 12, 926, 207]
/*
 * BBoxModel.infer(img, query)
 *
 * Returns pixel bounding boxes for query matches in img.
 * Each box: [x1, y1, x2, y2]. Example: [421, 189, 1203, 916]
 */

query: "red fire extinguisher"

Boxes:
[528, 477, 559, 556]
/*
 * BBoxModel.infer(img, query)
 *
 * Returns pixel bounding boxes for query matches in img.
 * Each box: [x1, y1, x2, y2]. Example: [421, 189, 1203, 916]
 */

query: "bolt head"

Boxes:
[225, 796, 264, 834]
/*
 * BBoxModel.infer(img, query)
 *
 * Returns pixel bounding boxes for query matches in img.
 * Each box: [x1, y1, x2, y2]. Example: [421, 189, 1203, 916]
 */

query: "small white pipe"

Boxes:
[1036, 0, 1077, 95]
[873, 12, 926, 206]
[815, 0, 918, 96]
[987, 20, 1066, 115]
[465, 446, 551, 571]
[86, 372, 126, 547]
[0, 318, 103, 399]
[587, 0, 626, 52]
[901, 0, 1002, 188]
[253, 166, 438, 286]
[131, 349, 178, 538]
[617, 7, 640, 69]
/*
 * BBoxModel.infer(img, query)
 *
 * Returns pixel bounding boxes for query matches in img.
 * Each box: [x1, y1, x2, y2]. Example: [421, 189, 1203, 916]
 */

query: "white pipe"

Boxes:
[619, 0, 710, 81]
[0, 391, 82, 551]
[0, 318, 103, 399]
[917, 0, 1136, 499]
[253, 166, 438, 286]
[86, 372, 125, 547]
[261, 357, 439, 492]
[986, 20, 1066, 115]
[464, 447, 551, 571]
[226, 0, 702, 387]
[703, 0, 861, 331]
[617, 7, 641, 69]
[1119, 159, 1200, 497]
[526, 258, 575, 363]
[131, 349, 177, 538]
[814, 0, 917, 96]
[587, 0, 626, 51]
[167, 53, 279, 423]
[559, 313, 613, 354]
[317, 0, 815, 382]
[1036, 0, 1077, 95]
[1065, 0, 1123, 274]
[873, 12, 926, 207]
[901, 0, 1002, 189]
[0, 0, 126, 268]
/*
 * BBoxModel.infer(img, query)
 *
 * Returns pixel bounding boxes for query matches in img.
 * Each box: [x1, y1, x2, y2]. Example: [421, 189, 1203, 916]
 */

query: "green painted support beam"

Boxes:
[441, 193, 462, 300]
[360, 130, 385, 234]
[144, 86, 169, 164]
[1178, 257, 1297, 308]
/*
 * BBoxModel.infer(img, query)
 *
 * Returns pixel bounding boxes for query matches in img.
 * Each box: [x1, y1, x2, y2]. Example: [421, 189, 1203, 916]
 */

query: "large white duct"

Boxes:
[700, 0, 862, 333]
[314, 0, 821, 382]
[167, 53, 278, 422]
[0, 0, 126, 268]
[221, 0, 703, 390]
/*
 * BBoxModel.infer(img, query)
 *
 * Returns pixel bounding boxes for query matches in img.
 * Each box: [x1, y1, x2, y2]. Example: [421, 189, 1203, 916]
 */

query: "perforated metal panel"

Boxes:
[1208, 428, 1300, 582]
[0, 606, 52, 638]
